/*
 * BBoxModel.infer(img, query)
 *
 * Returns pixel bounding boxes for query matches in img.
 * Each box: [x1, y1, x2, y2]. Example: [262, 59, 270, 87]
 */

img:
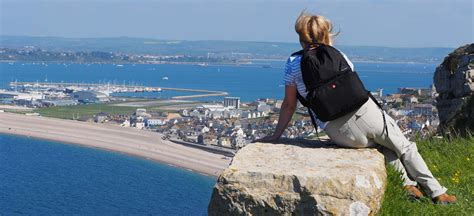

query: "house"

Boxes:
[403, 95, 419, 104]
[94, 112, 109, 123]
[136, 108, 147, 116]
[132, 116, 145, 129]
[412, 104, 434, 116]
[218, 136, 232, 148]
[190, 109, 202, 117]
[121, 119, 130, 127]
[146, 118, 167, 127]
[386, 94, 403, 103]
[201, 126, 210, 134]
[257, 102, 272, 113]
[231, 128, 245, 137]
[233, 120, 242, 128]
[166, 113, 182, 120]
[408, 121, 423, 130]
[274, 100, 283, 109]
[197, 134, 217, 145]
[210, 110, 224, 119]
[232, 135, 247, 149]
[135, 122, 145, 129]
[182, 109, 189, 116]
[223, 109, 241, 118]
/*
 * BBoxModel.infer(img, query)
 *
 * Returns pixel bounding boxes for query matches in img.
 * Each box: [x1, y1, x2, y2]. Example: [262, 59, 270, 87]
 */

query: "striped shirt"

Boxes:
[283, 48, 354, 128]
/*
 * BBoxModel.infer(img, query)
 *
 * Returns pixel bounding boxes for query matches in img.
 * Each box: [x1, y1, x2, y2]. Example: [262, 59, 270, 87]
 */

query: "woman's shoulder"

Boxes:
[286, 51, 302, 65]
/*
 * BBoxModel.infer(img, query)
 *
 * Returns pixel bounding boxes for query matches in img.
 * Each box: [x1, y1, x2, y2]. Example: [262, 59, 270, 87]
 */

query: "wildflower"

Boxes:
[451, 177, 460, 184]
[454, 178, 459, 184]
[467, 157, 471, 161]
[450, 171, 461, 184]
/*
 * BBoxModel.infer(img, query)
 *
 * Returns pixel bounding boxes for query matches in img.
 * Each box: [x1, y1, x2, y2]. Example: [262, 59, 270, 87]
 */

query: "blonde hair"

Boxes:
[295, 11, 337, 46]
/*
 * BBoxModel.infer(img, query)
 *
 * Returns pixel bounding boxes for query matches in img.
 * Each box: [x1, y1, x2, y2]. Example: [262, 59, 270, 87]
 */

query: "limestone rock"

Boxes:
[434, 43, 474, 134]
[208, 142, 387, 216]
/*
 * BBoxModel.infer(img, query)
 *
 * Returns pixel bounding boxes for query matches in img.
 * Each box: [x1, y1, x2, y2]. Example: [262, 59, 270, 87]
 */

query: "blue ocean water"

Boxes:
[0, 134, 215, 215]
[0, 61, 437, 102]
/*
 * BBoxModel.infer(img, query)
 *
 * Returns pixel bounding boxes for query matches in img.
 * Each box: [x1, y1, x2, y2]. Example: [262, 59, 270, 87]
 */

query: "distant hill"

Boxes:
[0, 35, 455, 63]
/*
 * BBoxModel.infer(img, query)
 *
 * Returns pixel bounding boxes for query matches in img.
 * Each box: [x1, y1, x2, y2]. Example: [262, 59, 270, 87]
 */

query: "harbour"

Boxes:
[6, 81, 229, 100]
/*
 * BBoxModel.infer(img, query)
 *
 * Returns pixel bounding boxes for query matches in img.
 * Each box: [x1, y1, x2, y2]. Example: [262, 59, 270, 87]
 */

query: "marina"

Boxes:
[6, 81, 229, 100]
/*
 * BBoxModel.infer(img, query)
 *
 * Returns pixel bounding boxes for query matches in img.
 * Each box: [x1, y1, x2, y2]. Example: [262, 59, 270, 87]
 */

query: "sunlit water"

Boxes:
[0, 134, 215, 215]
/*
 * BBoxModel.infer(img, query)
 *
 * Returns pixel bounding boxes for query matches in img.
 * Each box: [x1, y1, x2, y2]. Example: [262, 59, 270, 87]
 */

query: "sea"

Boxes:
[0, 61, 437, 215]
[0, 134, 215, 215]
[0, 61, 436, 102]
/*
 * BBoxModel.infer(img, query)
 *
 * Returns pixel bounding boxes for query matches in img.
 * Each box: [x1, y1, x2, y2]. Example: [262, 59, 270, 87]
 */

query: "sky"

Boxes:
[1, 0, 472, 47]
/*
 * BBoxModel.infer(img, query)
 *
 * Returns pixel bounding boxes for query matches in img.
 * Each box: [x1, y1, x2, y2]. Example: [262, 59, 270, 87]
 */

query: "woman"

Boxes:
[257, 12, 456, 204]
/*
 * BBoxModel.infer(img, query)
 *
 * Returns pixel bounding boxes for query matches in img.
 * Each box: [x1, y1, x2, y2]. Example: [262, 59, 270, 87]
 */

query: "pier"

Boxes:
[8, 81, 228, 99]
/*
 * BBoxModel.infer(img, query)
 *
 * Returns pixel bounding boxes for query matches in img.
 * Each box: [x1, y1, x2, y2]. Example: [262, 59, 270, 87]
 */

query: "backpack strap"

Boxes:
[296, 91, 309, 107]
[296, 91, 319, 138]
[369, 93, 389, 137]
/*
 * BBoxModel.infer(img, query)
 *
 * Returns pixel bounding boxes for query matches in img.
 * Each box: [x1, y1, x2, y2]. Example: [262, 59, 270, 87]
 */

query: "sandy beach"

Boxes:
[0, 112, 230, 177]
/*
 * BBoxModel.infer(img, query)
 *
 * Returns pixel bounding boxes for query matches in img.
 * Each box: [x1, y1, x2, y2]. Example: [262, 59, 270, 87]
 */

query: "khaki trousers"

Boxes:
[324, 99, 447, 197]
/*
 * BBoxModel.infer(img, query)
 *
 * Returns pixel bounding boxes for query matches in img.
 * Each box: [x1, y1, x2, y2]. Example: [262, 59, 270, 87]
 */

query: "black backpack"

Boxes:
[294, 43, 369, 122]
[293, 43, 388, 136]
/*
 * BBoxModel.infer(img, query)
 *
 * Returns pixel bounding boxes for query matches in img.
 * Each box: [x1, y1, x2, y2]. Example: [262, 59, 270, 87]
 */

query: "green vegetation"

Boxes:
[380, 135, 474, 215]
[452, 95, 474, 135]
[35, 103, 139, 119]
[34, 100, 191, 120]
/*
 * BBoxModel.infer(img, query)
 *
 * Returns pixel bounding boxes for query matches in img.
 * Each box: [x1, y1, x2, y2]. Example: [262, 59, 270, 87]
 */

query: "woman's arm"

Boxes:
[254, 85, 298, 142]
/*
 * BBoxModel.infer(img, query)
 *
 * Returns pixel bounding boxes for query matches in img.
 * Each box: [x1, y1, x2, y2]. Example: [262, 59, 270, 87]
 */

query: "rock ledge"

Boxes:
[208, 142, 387, 216]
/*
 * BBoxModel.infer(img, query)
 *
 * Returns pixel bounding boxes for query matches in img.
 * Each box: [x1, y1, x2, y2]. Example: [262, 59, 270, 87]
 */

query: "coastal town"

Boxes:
[0, 81, 439, 152]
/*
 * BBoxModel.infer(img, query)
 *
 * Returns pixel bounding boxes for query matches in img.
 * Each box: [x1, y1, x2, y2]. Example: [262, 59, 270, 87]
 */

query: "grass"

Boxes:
[34, 101, 190, 120]
[379, 135, 474, 215]
[35, 103, 139, 119]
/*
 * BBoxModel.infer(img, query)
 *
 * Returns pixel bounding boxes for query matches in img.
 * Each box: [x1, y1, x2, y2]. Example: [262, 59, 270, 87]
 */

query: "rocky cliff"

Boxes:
[208, 141, 386, 216]
[434, 43, 474, 134]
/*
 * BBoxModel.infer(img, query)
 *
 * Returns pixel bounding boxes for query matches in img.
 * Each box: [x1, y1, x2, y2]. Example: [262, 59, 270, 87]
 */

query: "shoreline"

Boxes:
[0, 112, 230, 177]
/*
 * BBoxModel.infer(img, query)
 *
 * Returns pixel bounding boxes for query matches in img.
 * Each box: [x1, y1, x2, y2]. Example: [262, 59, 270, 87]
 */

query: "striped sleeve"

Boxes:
[283, 57, 296, 86]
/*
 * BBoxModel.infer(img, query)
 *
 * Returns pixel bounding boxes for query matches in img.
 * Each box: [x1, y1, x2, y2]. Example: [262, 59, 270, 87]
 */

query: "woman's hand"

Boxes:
[253, 135, 279, 143]
[253, 86, 297, 143]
